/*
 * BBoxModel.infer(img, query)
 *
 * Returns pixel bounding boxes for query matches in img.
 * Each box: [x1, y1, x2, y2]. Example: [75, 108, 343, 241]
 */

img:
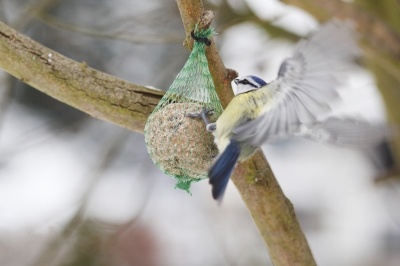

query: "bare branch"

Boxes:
[0, 21, 164, 133]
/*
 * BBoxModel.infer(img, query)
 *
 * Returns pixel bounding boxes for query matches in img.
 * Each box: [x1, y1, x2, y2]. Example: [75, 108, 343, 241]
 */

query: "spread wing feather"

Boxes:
[295, 117, 395, 148]
[233, 21, 360, 147]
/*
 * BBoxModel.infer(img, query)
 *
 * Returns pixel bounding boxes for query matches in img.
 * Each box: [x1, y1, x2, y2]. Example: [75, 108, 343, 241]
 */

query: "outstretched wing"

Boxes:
[233, 20, 360, 147]
[294, 117, 395, 148]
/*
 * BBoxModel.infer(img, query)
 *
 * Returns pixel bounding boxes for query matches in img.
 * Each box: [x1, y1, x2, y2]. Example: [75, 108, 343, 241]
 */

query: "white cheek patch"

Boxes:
[235, 85, 257, 95]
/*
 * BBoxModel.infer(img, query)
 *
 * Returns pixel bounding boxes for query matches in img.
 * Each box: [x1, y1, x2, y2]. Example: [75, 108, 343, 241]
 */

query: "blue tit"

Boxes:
[189, 21, 393, 201]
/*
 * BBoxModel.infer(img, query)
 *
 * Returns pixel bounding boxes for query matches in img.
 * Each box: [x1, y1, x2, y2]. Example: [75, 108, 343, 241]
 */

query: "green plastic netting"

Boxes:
[144, 25, 223, 194]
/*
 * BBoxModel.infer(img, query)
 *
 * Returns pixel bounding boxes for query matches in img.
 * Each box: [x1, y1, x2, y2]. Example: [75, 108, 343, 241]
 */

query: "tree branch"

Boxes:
[176, 1, 316, 265]
[0, 21, 164, 133]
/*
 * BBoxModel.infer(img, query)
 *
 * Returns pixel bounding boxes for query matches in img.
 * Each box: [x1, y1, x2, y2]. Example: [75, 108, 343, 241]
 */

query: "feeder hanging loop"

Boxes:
[191, 30, 211, 46]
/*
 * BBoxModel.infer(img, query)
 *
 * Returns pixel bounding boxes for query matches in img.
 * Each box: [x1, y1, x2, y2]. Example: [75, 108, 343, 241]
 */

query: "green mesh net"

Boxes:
[144, 26, 223, 194]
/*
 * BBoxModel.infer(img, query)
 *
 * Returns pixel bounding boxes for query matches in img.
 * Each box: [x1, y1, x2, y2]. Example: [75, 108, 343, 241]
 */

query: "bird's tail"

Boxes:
[368, 140, 397, 180]
[209, 139, 241, 201]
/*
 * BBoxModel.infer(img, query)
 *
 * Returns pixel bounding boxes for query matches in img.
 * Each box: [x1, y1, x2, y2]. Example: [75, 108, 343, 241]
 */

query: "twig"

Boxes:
[34, 10, 183, 45]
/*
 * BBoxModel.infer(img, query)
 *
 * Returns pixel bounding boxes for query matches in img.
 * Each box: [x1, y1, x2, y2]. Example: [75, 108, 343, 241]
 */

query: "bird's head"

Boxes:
[234, 75, 267, 95]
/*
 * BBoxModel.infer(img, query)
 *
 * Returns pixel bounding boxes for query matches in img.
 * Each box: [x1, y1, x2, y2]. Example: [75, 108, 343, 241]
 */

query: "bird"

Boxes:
[187, 21, 394, 201]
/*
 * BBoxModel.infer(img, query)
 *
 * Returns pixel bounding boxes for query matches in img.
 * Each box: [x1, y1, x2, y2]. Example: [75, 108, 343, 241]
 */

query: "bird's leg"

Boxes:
[186, 107, 216, 132]
[186, 107, 213, 125]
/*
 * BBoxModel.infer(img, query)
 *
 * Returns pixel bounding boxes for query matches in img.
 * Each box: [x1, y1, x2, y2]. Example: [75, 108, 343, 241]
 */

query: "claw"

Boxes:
[185, 112, 201, 118]
[204, 108, 214, 117]
[185, 107, 214, 126]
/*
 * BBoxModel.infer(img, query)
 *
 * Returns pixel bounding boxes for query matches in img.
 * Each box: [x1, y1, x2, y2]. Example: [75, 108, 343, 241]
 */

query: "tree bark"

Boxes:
[0, 21, 164, 133]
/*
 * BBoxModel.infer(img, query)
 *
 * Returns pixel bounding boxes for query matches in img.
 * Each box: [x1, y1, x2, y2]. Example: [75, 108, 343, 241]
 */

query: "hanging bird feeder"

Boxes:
[144, 25, 223, 194]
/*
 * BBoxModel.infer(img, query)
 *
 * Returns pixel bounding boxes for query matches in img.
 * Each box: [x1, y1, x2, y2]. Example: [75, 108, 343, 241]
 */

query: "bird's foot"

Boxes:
[185, 107, 214, 126]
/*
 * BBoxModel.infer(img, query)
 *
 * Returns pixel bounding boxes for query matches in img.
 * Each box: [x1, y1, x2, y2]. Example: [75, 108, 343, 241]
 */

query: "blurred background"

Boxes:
[0, 0, 400, 265]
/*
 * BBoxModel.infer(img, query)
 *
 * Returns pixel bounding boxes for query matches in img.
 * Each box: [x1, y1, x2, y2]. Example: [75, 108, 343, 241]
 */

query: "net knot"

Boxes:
[191, 30, 211, 46]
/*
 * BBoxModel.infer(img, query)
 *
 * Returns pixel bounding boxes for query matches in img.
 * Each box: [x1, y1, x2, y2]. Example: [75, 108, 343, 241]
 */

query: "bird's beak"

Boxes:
[234, 79, 239, 85]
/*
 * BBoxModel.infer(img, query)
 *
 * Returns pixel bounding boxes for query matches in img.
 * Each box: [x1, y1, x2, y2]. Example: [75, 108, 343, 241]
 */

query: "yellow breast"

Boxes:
[214, 88, 271, 152]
